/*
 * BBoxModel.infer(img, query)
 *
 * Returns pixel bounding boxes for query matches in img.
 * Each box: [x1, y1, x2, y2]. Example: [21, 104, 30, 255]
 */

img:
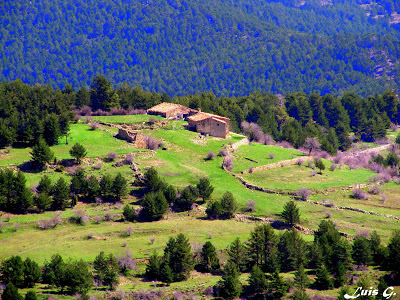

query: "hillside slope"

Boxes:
[1, 0, 400, 96]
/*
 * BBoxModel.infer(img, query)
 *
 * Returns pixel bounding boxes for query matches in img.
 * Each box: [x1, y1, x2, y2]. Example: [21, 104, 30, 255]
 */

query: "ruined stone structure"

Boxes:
[117, 128, 148, 148]
[147, 102, 196, 120]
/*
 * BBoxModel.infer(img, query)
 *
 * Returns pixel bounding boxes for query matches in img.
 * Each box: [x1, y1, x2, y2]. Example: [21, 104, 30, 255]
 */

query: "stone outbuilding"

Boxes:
[147, 102, 196, 120]
[187, 112, 230, 138]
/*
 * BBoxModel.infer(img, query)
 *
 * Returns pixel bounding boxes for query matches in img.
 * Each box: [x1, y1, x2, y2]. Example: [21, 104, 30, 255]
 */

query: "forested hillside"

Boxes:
[1, 0, 400, 96]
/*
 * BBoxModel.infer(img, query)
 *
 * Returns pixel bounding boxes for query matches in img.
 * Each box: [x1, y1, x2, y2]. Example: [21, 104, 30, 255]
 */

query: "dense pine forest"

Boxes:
[2, 0, 400, 96]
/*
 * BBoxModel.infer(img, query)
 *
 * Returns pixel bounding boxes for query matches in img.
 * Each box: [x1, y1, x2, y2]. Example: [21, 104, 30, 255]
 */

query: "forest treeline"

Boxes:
[1, 223, 400, 299]
[1, 0, 400, 96]
[1, 77, 399, 156]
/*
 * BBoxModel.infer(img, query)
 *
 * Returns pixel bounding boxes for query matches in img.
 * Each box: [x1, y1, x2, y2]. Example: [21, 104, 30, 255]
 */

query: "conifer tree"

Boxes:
[52, 177, 70, 210]
[86, 175, 101, 202]
[2, 283, 23, 300]
[34, 192, 52, 212]
[220, 191, 238, 219]
[199, 241, 220, 273]
[227, 237, 247, 272]
[23, 257, 41, 288]
[113, 173, 128, 201]
[30, 139, 54, 169]
[196, 177, 214, 201]
[281, 200, 300, 227]
[247, 224, 278, 271]
[24, 291, 38, 300]
[314, 264, 333, 290]
[69, 143, 87, 164]
[141, 191, 168, 221]
[166, 233, 194, 281]
[248, 265, 267, 294]
[70, 168, 87, 196]
[37, 175, 52, 195]
[100, 174, 113, 201]
[145, 251, 161, 280]
[217, 262, 241, 300]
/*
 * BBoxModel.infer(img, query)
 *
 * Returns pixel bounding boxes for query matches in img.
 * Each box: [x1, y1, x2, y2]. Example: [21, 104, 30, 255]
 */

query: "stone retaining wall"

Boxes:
[242, 156, 313, 174]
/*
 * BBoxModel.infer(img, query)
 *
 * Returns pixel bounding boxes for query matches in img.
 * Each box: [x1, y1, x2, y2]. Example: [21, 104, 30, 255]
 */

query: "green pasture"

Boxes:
[241, 159, 376, 190]
[231, 143, 304, 173]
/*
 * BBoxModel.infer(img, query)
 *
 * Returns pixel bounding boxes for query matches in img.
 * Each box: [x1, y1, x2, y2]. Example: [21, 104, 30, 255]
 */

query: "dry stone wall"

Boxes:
[242, 156, 313, 174]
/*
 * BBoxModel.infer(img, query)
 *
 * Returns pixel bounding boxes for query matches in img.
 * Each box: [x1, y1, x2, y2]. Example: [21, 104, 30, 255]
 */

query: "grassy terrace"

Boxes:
[231, 143, 304, 173]
[240, 159, 376, 190]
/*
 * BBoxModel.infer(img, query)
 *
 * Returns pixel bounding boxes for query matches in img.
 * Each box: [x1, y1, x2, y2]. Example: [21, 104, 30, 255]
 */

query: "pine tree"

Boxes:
[205, 200, 223, 219]
[199, 241, 220, 273]
[166, 233, 194, 281]
[70, 168, 87, 196]
[69, 143, 87, 164]
[247, 224, 278, 271]
[43, 114, 61, 146]
[112, 173, 128, 201]
[14, 171, 33, 214]
[352, 235, 372, 267]
[34, 192, 52, 212]
[227, 237, 247, 272]
[314, 264, 333, 290]
[176, 185, 198, 211]
[30, 139, 54, 169]
[52, 177, 70, 210]
[42, 254, 65, 288]
[248, 265, 267, 294]
[269, 271, 288, 299]
[375, 277, 389, 300]
[369, 230, 381, 265]
[294, 264, 310, 291]
[163, 184, 177, 205]
[159, 254, 174, 284]
[23, 257, 41, 288]
[0, 256, 25, 287]
[2, 283, 23, 300]
[217, 262, 241, 300]
[86, 175, 101, 202]
[196, 177, 214, 201]
[145, 251, 161, 280]
[141, 191, 168, 221]
[220, 191, 238, 219]
[123, 205, 136, 222]
[387, 229, 400, 278]
[144, 167, 164, 192]
[281, 200, 300, 227]
[334, 261, 347, 288]
[24, 291, 38, 300]
[100, 174, 113, 201]
[37, 175, 52, 195]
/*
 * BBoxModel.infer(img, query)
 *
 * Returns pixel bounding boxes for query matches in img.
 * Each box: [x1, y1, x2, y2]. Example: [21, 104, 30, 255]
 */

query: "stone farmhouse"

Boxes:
[147, 102, 230, 138]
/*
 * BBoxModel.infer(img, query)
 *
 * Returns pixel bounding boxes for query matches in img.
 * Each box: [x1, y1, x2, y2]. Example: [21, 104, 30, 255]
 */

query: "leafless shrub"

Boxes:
[323, 199, 335, 207]
[298, 188, 311, 201]
[92, 162, 102, 170]
[89, 123, 99, 130]
[356, 230, 370, 238]
[72, 210, 89, 225]
[390, 123, 398, 131]
[107, 152, 118, 161]
[246, 199, 257, 212]
[113, 160, 124, 167]
[95, 197, 103, 205]
[92, 109, 110, 116]
[5, 146, 11, 154]
[269, 152, 275, 159]
[110, 108, 128, 115]
[114, 202, 123, 210]
[87, 232, 94, 239]
[94, 215, 103, 224]
[307, 160, 315, 169]
[13, 223, 19, 232]
[330, 163, 337, 171]
[79, 106, 92, 116]
[149, 236, 155, 245]
[4, 214, 11, 222]
[381, 194, 387, 203]
[368, 162, 384, 173]
[105, 212, 115, 221]
[85, 115, 93, 124]
[304, 137, 321, 155]
[352, 189, 369, 200]
[375, 138, 389, 145]
[381, 172, 392, 183]
[219, 149, 229, 157]
[122, 241, 127, 247]
[297, 159, 304, 166]
[125, 226, 134, 236]
[249, 167, 254, 173]
[148, 117, 157, 125]
[124, 153, 134, 164]
[146, 136, 162, 150]
[325, 211, 332, 218]
[130, 290, 164, 300]
[276, 141, 293, 149]
[75, 114, 82, 123]
[206, 151, 217, 160]
[208, 233, 213, 239]
[264, 134, 274, 145]
[127, 107, 147, 115]
[117, 250, 136, 273]
[222, 156, 233, 171]
[310, 171, 316, 177]
[368, 185, 381, 195]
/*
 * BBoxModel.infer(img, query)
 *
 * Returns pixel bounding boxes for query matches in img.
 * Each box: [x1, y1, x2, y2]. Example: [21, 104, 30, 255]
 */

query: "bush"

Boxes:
[72, 210, 89, 225]
[269, 153, 275, 159]
[368, 185, 381, 195]
[222, 156, 233, 171]
[245, 199, 257, 212]
[124, 153, 134, 164]
[146, 136, 161, 150]
[107, 152, 118, 161]
[89, 123, 98, 130]
[206, 151, 217, 160]
[330, 163, 337, 171]
[69, 143, 87, 164]
[298, 188, 311, 201]
[218, 149, 229, 157]
[352, 189, 369, 200]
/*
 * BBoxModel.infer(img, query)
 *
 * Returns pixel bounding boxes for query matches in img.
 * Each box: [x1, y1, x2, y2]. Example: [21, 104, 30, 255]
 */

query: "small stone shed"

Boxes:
[187, 112, 230, 138]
